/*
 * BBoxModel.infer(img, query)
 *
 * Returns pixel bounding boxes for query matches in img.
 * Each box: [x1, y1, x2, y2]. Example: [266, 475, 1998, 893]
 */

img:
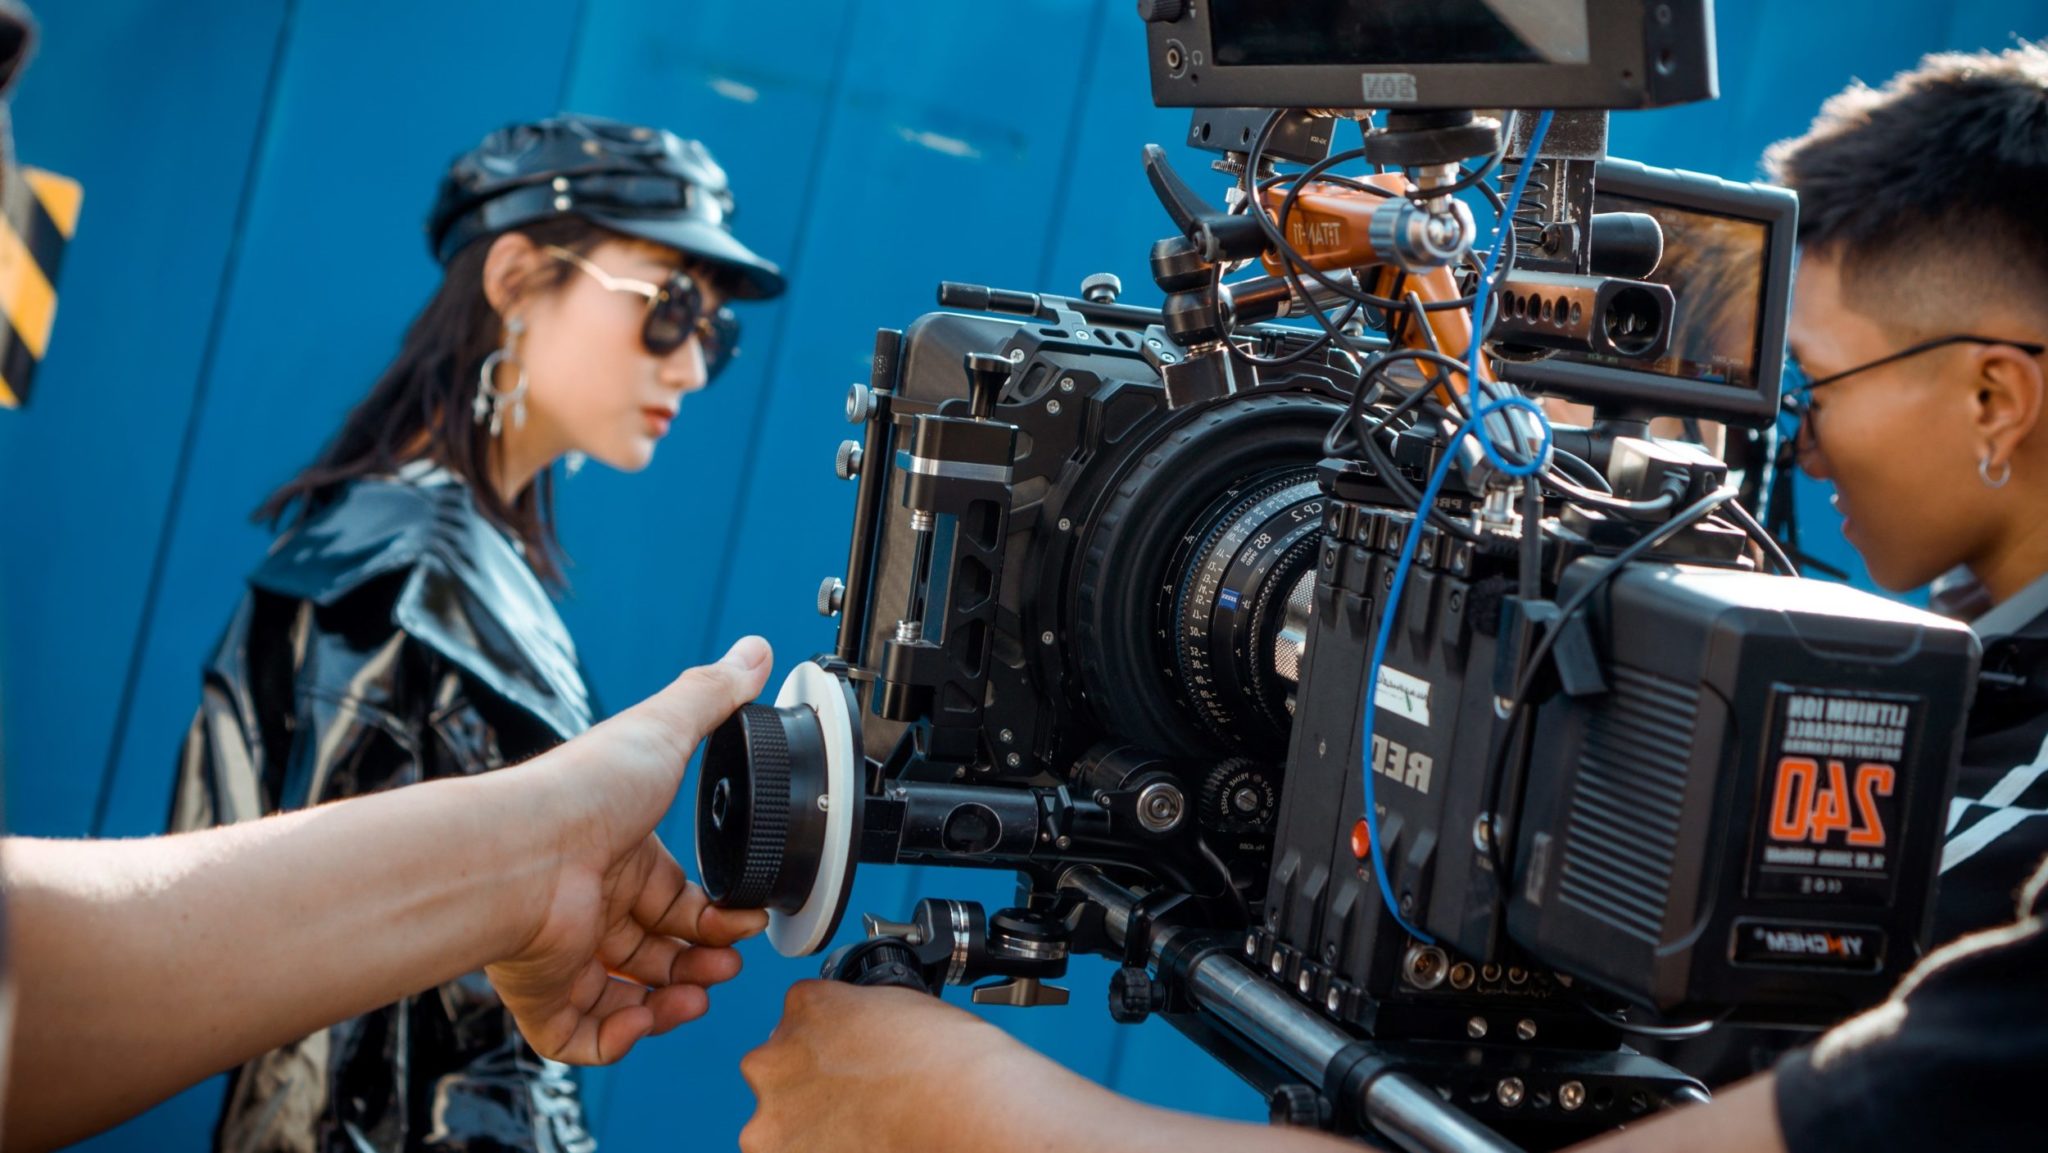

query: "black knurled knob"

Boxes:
[697, 704, 791, 907]
[1269, 1084, 1326, 1128]
[1137, 0, 1188, 23]
[823, 938, 933, 993]
[1109, 965, 1166, 1024]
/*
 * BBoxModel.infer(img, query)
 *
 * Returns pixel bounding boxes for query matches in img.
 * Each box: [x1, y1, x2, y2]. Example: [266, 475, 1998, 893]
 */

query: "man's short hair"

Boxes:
[1765, 44, 2048, 326]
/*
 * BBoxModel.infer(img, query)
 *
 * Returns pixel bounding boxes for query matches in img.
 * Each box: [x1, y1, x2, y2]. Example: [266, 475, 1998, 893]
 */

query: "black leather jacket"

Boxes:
[170, 467, 598, 1153]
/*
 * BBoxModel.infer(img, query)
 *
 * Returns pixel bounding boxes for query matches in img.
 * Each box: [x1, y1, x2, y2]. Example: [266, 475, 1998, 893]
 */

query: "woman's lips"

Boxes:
[641, 407, 674, 437]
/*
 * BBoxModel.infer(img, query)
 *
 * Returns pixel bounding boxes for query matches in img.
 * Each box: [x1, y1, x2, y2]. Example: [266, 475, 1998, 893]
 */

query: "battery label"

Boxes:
[1748, 686, 1919, 903]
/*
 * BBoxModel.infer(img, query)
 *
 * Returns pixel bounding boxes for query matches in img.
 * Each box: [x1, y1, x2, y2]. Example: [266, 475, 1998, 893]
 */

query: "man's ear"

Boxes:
[1973, 341, 2046, 471]
[481, 231, 543, 318]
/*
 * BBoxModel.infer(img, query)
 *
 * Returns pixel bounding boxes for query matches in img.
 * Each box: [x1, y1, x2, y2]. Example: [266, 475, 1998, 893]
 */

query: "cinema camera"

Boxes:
[695, 4, 1979, 1150]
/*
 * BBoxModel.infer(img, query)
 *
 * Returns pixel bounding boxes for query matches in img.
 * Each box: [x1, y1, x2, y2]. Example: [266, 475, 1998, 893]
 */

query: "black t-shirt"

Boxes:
[1775, 854, 2048, 1153]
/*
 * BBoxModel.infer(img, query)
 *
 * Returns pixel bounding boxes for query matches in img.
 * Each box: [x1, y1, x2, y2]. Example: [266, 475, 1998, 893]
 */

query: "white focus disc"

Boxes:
[766, 660, 860, 956]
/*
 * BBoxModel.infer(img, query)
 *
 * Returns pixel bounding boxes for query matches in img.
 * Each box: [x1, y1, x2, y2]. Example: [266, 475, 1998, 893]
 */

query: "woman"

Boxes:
[169, 114, 785, 1153]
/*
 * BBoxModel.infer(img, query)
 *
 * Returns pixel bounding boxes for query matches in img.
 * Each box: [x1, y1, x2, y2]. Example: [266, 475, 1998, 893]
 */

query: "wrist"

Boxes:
[460, 763, 584, 962]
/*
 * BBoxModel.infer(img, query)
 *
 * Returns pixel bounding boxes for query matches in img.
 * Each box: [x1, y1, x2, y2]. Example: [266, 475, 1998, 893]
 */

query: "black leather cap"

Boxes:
[427, 113, 786, 300]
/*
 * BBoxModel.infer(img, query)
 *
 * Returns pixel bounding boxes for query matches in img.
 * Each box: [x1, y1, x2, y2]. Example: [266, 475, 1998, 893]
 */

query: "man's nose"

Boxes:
[1794, 420, 1832, 479]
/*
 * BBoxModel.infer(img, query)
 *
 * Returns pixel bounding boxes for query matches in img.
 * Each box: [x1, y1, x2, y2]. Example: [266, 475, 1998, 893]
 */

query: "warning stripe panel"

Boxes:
[0, 210, 56, 359]
[0, 165, 79, 409]
[24, 169, 80, 238]
[11, 167, 70, 280]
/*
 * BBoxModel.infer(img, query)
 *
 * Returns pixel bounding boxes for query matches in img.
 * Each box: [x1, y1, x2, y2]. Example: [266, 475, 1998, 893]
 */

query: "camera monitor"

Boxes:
[1501, 157, 1797, 428]
[1144, 0, 1717, 111]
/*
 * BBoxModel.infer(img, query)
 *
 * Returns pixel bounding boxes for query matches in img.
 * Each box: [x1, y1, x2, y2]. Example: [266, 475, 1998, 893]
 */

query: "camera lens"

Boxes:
[1072, 393, 1343, 760]
[1168, 469, 1325, 747]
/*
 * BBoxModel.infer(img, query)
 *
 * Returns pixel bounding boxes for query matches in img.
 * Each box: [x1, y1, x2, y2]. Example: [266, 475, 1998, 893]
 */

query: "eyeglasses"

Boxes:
[543, 245, 740, 381]
[1782, 333, 2047, 451]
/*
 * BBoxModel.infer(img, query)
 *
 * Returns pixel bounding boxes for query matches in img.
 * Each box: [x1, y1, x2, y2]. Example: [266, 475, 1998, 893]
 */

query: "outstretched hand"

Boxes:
[486, 636, 775, 1063]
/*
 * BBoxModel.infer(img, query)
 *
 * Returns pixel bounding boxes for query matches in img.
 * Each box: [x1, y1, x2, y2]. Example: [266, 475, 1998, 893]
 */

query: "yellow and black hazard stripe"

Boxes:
[0, 163, 79, 409]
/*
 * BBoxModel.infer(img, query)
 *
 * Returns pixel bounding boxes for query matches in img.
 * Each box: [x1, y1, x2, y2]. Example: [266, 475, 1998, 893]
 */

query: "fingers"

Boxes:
[521, 973, 711, 1066]
[629, 847, 769, 945]
[606, 932, 745, 990]
[636, 636, 774, 754]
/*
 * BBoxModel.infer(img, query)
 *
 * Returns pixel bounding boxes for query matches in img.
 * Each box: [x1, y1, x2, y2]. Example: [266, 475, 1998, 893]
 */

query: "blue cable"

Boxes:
[1358, 110, 1557, 944]
[1357, 398, 1550, 944]
[1466, 109, 1555, 479]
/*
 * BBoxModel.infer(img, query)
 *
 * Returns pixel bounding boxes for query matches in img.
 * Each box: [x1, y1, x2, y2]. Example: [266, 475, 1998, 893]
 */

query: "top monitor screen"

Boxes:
[1144, 0, 1715, 112]
[1209, 1, 1591, 68]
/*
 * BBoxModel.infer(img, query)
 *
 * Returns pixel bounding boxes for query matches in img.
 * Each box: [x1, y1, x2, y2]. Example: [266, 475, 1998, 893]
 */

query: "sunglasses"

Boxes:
[544, 245, 740, 381]
[1781, 333, 2047, 453]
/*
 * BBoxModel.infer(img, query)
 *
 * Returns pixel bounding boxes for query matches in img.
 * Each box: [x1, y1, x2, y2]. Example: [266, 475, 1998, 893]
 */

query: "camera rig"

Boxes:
[694, 7, 1980, 1150]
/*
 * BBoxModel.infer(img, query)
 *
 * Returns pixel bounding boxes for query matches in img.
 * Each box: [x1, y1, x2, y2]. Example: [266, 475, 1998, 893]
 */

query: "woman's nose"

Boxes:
[661, 338, 709, 394]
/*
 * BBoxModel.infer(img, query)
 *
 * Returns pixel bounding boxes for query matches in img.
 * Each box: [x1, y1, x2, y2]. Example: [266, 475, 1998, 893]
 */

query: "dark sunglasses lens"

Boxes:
[703, 308, 740, 381]
[642, 274, 703, 356]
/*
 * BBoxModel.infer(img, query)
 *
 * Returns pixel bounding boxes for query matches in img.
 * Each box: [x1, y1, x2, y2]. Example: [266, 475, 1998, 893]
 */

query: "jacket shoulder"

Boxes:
[249, 479, 449, 606]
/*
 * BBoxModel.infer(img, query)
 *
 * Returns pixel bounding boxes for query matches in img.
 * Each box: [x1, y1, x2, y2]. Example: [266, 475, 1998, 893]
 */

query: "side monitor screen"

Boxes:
[1593, 192, 1771, 392]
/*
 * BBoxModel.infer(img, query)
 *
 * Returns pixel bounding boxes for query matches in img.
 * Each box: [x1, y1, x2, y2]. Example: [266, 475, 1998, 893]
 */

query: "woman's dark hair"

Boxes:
[256, 216, 608, 584]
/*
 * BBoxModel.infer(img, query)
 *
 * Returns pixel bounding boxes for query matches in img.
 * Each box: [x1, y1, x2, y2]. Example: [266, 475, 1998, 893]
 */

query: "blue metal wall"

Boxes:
[2, 1, 2042, 1149]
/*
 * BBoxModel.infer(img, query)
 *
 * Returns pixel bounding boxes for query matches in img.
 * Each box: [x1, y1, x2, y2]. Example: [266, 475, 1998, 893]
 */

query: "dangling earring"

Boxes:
[474, 317, 529, 438]
[1980, 453, 2012, 489]
[564, 451, 587, 478]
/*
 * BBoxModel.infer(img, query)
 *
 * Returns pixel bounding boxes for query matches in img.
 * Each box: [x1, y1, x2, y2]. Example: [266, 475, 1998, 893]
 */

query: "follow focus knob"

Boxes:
[1137, 0, 1188, 23]
[697, 703, 828, 911]
[817, 576, 845, 618]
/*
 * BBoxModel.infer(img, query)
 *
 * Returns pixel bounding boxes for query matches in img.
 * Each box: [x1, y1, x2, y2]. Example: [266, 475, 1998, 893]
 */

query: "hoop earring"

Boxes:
[1979, 454, 2012, 489]
[473, 317, 528, 438]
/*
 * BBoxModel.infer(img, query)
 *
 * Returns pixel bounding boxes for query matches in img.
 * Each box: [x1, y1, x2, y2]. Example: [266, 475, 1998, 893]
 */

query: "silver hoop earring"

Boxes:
[1979, 455, 2012, 489]
[473, 318, 529, 438]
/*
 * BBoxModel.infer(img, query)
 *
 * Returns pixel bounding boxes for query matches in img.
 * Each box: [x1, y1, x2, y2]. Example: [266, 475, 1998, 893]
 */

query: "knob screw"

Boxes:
[834, 440, 864, 479]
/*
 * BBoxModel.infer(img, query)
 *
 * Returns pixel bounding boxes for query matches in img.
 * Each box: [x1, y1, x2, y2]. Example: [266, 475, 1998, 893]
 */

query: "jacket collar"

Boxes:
[251, 472, 591, 740]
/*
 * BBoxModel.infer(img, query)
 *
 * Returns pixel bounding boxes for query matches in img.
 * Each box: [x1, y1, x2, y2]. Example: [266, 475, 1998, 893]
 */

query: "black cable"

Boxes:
[1723, 498, 1800, 577]
[1572, 998, 1730, 1040]
[1480, 487, 1739, 876]
[1245, 112, 1508, 318]
[1195, 837, 1254, 925]
[1548, 449, 1608, 492]
[1546, 477, 1680, 516]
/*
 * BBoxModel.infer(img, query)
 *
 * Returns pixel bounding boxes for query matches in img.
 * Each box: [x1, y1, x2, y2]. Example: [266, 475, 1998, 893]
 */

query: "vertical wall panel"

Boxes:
[0, 0, 290, 839]
[543, 0, 858, 1138]
[92, 0, 584, 838]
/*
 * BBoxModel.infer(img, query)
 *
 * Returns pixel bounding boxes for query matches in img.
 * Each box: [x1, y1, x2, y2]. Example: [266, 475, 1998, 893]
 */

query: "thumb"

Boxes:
[644, 636, 775, 749]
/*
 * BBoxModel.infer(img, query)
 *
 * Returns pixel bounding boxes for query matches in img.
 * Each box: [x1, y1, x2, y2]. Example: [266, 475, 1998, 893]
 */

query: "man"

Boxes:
[738, 43, 2048, 1153]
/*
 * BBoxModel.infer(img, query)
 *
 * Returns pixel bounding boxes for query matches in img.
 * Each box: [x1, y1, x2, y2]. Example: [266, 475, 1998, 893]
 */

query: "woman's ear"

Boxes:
[481, 232, 543, 318]
[1973, 342, 2046, 470]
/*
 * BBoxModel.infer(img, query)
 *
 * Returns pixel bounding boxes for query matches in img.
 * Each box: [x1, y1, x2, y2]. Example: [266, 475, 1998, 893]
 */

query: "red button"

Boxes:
[1351, 819, 1371, 860]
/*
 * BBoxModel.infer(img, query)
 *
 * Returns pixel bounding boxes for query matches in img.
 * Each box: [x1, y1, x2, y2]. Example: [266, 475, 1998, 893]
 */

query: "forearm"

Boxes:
[947, 1046, 1353, 1153]
[1, 767, 557, 1151]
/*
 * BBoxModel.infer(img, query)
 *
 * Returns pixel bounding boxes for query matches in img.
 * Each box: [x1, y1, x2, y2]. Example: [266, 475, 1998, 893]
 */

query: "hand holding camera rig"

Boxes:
[698, 5, 1980, 1150]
